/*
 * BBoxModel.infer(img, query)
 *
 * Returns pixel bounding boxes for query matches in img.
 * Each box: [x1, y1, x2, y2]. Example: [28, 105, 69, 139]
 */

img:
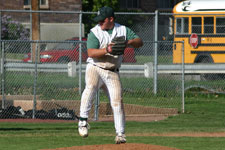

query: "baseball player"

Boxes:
[78, 6, 143, 144]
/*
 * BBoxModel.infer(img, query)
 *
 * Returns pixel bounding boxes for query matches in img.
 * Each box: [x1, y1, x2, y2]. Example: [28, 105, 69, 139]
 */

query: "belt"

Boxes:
[104, 68, 119, 72]
[92, 64, 119, 72]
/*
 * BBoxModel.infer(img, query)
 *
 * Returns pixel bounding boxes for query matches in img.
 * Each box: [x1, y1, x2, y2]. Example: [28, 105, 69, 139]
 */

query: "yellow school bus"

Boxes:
[173, 0, 225, 64]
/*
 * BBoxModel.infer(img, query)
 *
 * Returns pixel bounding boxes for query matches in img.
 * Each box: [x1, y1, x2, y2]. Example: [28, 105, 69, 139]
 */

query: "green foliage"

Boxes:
[1, 15, 30, 53]
[82, 0, 120, 36]
[92, 0, 119, 11]
[5, 53, 24, 60]
[1, 15, 29, 40]
[81, 0, 146, 36]
[82, 0, 119, 12]
[82, 0, 147, 35]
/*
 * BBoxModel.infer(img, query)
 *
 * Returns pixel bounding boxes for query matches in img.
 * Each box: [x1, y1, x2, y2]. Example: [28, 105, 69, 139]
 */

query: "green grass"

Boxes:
[3, 72, 182, 102]
[3, 71, 225, 109]
[135, 55, 173, 64]
[5, 53, 25, 60]
[1, 96, 225, 150]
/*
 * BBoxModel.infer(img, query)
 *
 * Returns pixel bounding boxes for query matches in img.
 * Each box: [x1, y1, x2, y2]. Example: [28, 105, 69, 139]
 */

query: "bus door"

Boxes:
[173, 16, 189, 63]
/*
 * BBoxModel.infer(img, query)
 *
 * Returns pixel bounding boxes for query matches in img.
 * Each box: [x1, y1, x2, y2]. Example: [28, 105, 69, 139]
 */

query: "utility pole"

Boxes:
[31, 0, 40, 62]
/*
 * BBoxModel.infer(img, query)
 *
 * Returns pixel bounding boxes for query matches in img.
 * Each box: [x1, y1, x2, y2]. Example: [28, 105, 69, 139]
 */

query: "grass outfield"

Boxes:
[1, 96, 225, 150]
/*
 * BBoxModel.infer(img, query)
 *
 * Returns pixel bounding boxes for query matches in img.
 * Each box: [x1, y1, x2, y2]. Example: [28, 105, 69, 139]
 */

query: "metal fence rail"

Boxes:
[158, 64, 225, 74]
[4, 62, 225, 74]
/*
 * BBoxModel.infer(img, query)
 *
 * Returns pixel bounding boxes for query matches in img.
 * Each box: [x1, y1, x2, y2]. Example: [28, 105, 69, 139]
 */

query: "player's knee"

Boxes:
[86, 84, 98, 91]
[111, 101, 121, 107]
[112, 103, 118, 107]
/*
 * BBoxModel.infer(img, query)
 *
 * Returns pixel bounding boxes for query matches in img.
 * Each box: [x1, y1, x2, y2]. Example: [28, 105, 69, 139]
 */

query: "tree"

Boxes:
[82, 0, 119, 12]
[1, 15, 29, 40]
[82, 0, 145, 37]
[82, 0, 119, 36]
[1, 15, 30, 53]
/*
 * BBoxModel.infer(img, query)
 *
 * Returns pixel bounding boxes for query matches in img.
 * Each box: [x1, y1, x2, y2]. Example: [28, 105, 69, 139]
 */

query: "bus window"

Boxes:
[204, 17, 214, 34]
[169, 17, 173, 35]
[176, 17, 188, 34]
[216, 17, 225, 33]
[192, 17, 201, 33]
[176, 18, 181, 33]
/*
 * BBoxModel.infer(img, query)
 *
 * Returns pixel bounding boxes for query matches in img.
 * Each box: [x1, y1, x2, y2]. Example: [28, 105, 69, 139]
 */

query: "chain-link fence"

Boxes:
[0, 39, 184, 120]
[6, 9, 225, 121]
[0, 40, 87, 120]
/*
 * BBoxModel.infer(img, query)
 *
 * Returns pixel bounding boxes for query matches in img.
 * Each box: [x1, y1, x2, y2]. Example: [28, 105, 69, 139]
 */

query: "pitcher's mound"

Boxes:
[43, 143, 181, 150]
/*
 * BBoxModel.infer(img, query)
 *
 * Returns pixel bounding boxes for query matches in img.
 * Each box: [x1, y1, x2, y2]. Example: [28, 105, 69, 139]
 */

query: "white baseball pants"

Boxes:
[79, 63, 125, 134]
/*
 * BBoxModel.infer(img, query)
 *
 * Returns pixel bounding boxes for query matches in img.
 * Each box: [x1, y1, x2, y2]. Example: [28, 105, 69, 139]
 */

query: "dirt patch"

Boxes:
[42, 143, 181, 150]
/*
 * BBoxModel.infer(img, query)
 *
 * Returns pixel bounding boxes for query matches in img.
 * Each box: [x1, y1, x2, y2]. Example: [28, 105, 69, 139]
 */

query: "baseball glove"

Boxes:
[109, 36, 127, 55]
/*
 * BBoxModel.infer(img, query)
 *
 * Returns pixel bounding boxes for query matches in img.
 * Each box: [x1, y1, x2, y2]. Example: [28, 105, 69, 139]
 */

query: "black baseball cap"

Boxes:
[93, 6, 115, 22]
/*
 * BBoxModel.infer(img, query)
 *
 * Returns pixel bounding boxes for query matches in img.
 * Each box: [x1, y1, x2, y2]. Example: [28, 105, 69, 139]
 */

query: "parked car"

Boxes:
[23, 37, 88, 63]
[23, 37, 136, 63]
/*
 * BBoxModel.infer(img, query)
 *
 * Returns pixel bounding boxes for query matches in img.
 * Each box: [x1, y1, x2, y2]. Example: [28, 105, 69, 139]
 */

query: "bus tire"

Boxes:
[195, 56, 219, 80]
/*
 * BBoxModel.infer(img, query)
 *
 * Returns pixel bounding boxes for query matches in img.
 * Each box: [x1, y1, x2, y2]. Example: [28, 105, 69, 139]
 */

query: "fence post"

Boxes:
[144, 62, 153, 78]
[78, 11, 82, 95]
[0, 12, 1, 41]
[1, 42, 5, 109]
[0, 12, 3, 109]
[30, 7, 33, 62]
[0, 11, 1, 38]
[32, 42, 38, 119]
[182, 41, 185, 113]
[68, 61, 76, 77]
[94, 90, 100, 121]
[153, 10, 158, 95]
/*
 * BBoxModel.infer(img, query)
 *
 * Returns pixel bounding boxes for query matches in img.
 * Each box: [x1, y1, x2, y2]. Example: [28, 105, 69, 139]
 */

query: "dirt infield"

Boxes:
[42, 143, 181, 150]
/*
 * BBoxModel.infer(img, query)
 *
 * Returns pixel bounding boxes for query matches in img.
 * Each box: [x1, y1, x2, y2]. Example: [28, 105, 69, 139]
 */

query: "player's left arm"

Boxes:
[126, 27, 143, 48]
[127, 38, 143, 48]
